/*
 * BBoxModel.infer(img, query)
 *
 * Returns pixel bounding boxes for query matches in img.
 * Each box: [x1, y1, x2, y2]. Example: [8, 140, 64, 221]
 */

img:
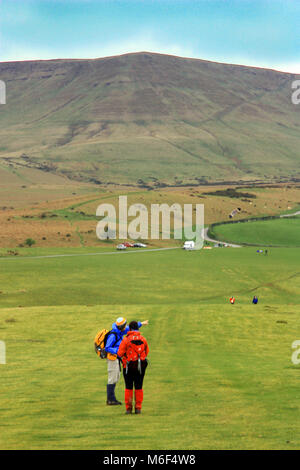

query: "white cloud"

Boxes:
[272, 63, 300, 74]
[0, 31, 197, 62]
[0, 43, 58, 62]
[73, 32, 197, 61]
[233, 59, 300, 74]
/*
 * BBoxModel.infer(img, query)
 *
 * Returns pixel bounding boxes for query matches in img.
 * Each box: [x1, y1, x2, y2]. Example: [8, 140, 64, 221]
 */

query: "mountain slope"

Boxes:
[0, 52, 299, 185]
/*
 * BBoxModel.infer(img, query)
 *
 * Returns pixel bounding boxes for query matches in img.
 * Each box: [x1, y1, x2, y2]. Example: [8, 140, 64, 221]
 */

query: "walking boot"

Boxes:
[125, 389, 133, 414]
[112, 383, 122, 405]
[135, 389, 143, 414]
[106, 384, 121, 405]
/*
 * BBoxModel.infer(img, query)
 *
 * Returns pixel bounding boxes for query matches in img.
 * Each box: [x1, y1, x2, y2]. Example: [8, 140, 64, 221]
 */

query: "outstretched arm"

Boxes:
[134, 320, 149, 329]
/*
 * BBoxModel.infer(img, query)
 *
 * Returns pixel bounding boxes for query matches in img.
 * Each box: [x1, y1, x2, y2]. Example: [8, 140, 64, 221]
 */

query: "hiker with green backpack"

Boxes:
[94, 317, 149, 406]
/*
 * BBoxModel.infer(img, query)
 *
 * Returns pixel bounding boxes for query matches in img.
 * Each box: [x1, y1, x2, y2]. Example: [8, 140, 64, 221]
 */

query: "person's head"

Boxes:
[129, 321, 139, 331]
[115, 317, 127, 331]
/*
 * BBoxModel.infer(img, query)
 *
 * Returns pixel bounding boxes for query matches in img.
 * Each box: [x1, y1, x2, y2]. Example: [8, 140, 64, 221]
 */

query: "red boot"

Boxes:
[135, 389, 143, 414]
[125, 389, 133, 414]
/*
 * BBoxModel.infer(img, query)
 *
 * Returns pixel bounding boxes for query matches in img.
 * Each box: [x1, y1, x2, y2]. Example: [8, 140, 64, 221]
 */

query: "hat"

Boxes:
[116, 317, 127, 330]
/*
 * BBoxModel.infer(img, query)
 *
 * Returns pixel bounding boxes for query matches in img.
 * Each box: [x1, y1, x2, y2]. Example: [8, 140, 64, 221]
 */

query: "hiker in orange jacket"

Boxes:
[118, 321, 149, 415]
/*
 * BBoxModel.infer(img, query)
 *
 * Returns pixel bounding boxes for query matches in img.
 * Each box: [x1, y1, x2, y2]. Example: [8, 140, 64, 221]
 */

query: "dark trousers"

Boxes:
[123, 360, 148, 390]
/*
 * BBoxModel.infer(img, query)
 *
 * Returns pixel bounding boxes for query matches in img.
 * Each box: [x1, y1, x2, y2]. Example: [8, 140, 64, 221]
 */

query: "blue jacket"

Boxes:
[105, 322, 142, 355]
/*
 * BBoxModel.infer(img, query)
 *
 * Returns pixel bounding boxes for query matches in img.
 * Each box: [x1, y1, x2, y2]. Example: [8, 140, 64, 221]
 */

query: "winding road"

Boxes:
[202, 227, 241, 248]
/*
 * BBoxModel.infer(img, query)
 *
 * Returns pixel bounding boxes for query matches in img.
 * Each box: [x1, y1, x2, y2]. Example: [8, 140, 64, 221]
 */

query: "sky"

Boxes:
[0, 0, 299, 72]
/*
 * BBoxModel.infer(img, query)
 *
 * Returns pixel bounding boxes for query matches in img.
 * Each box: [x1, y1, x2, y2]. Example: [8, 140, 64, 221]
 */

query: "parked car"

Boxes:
[123, 242, 134, 247]
[117, 244, 127, 250]
[133, 242, 147, 248]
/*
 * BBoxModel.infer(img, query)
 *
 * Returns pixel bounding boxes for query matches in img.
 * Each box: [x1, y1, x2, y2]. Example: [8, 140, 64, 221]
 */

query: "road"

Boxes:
[201, 227, 241, 248]
[280, 211, 300, 218]
[0, 246, 181, 261]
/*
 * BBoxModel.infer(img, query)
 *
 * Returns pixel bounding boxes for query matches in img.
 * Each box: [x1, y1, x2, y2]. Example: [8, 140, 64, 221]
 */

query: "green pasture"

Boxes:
[0, 247, 299, 449]
[212, 216, 300, 247]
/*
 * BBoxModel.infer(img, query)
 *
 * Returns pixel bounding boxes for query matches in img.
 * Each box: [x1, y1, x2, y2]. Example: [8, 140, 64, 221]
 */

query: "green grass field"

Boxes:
[0, 246, 299, 449]
[212, 216, 300, 247]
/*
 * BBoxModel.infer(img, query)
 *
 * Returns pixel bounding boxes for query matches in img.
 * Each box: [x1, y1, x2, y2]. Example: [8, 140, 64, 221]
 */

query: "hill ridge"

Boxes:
[0, 52, 299, 186]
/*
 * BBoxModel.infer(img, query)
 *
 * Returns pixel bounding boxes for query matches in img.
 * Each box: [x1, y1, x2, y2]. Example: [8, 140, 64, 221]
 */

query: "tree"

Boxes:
[25, 238, 36, 247]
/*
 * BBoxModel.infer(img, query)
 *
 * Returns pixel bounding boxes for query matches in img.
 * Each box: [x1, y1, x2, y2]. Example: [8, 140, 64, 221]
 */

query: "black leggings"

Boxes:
[123, 360, 148, 390]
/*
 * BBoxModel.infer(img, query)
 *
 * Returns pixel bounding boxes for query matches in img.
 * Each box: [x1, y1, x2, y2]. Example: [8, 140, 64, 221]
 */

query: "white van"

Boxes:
[183, 240, 195, 250]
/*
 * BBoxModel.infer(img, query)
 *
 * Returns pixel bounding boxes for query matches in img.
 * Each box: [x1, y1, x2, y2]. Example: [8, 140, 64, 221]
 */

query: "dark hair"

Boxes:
[129, 321, 139, 331]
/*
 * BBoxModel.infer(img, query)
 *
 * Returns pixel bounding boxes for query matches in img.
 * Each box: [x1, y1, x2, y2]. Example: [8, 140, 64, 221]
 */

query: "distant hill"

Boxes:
[0, 52, 299, 186]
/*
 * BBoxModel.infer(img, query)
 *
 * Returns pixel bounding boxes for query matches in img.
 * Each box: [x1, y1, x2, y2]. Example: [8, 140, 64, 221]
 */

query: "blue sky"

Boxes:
[0, 0, 299, 72]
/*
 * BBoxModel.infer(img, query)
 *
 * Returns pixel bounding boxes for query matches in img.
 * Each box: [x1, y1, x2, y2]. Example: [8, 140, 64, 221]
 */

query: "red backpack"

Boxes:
[119, 331, 149, 373]
[126, 332, 147, 362]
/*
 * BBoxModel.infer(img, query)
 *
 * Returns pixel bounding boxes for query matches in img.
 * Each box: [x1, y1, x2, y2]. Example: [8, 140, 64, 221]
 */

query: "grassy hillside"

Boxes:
[0, 247, 299, 449]
[0, 52, 299, 186]
[1, 184, 300, 249]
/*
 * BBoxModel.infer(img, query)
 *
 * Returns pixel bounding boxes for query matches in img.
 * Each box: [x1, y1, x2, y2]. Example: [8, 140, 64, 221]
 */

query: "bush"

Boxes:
[25, 238, 36, 247]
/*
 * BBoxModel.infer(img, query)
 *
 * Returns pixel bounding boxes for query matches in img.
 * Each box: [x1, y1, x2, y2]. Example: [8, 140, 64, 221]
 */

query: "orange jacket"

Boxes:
[118, 330, 149, 368]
